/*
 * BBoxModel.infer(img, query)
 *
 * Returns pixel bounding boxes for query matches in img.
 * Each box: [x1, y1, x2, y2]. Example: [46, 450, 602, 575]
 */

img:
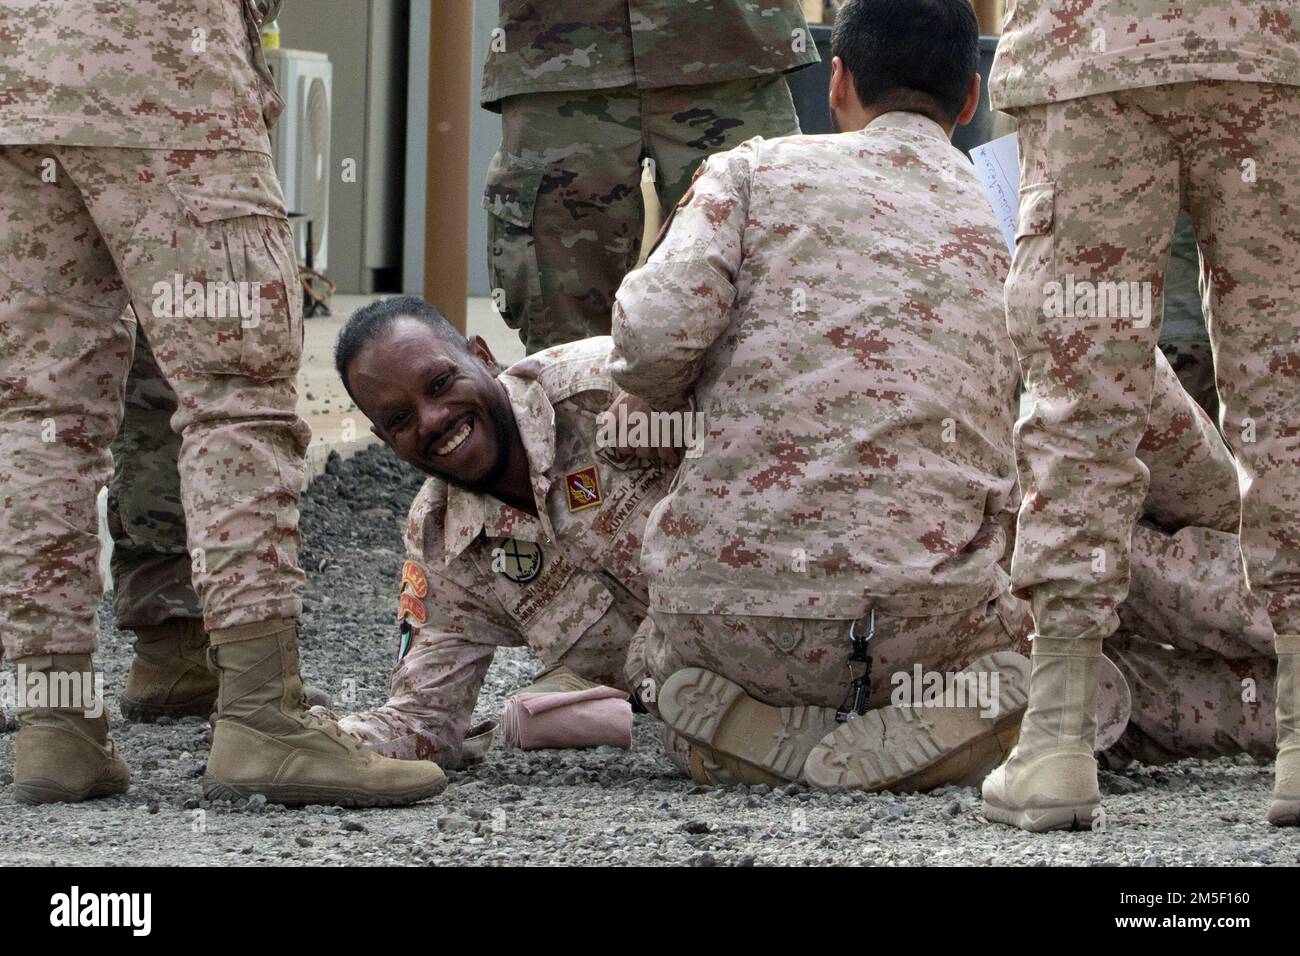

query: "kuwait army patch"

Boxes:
[565, 465, 602, 513]
[397, 592, 426, 626]
[401, 560, 428, 598]
[496, 538, 543, 584]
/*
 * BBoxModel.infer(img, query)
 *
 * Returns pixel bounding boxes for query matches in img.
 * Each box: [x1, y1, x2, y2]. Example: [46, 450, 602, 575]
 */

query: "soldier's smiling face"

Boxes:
[347, 316, 516, 490]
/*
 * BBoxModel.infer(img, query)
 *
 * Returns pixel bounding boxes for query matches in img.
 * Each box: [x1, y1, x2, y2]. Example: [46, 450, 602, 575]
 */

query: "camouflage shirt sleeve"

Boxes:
[608, 141, 754, 410]
[344, 485, 525, 767]
[379, 586, 502, 770]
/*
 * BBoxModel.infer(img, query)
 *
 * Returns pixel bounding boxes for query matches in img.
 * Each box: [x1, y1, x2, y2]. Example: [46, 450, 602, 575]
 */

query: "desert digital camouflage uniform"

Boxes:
[332, 326, 1273, 770]
[0, 0, 308, 658]
[608, 112, 1280, 765]
[991, 1, 1300, 651]
[1107, 352, 1277, 764]
[609, 115, 1040, 717]
[612, 115, 1021, 627]
[339, 338, 674, 769]
[481, 0, 819, 353]
[1108, 522, 1277, 765]
[990, 2, 1300, 110]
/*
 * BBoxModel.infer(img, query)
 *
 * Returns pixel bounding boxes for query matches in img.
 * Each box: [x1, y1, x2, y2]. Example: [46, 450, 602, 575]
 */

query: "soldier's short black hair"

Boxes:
[334, 295, 468, 402]
[830, 0, 979, 125]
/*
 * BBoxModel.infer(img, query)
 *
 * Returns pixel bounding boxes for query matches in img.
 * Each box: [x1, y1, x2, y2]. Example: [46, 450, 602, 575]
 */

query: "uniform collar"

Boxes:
[862, 110, 952, 143]
[441, 371, 559, 565]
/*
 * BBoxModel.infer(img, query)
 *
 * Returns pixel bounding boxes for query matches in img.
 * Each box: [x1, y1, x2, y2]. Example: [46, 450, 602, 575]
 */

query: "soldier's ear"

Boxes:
[829, 56, 848, 113]
[468, 334, 497, 370]
[956, 73, 981, 127]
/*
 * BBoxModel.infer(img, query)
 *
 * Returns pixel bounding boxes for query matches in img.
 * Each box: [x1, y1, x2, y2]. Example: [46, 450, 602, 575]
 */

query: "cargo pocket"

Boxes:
[754, 617, 805, 655]
[159, 164, 301, 381]
[483, 150, 545, 331]
[1014, 181, 1056, 259]
[1016, 182, 1055, 241]
[1006, 180, 1056, 346]
[494, 554, 614, 668]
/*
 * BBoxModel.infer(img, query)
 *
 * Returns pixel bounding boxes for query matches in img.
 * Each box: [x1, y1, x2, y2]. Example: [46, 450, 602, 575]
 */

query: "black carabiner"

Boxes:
[836, 608, 876, 723]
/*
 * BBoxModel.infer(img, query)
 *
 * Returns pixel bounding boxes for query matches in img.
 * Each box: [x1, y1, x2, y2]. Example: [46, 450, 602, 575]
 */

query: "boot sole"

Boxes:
[121, 694, 217, 722]
[982, 793, 1099, 832]
[1266, 798, 1300, 827]
[13, 776, 130, 805]
[658, 668, 839, 782]
[201, 774, 448, 808]
[803, 651, 1030, 792]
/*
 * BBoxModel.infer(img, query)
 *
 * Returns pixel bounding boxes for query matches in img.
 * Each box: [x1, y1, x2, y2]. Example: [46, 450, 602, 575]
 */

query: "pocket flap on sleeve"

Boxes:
[1015, 181, 1056, 240]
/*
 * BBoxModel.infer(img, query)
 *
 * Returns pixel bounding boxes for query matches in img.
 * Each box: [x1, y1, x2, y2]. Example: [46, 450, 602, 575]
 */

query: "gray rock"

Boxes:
[437, 815, 473, 834]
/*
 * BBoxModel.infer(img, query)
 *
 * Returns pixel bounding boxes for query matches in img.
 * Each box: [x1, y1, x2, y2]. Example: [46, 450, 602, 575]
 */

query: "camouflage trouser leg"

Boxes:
[1179, 85, 1300, 636]
[0, 150, 133, 658]
[0, 145, 309, 659]
[107, 325, 203, 628]
[643, 75, 800, 214]
[485, 76, 800, 354]
[1009, 85, 1238, 646]
[640, 594, 1031, 712]
[1107, 523, 1277, 763]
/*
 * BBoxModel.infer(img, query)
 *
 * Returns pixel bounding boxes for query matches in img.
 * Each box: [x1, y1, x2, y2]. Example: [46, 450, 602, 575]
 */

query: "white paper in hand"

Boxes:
[970, 132, 1021, 253]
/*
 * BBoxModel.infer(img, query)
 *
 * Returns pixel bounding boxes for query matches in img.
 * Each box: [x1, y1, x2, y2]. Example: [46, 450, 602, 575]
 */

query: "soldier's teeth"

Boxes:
[434, 419, 473, 456]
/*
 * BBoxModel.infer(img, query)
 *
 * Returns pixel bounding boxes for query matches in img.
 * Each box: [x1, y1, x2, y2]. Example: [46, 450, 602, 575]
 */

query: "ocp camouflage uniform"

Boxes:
[106, 327, 202, 628]
[481, 0, 819, 353]
[339, 338, 674, 769]
[0, 0, 308, 656]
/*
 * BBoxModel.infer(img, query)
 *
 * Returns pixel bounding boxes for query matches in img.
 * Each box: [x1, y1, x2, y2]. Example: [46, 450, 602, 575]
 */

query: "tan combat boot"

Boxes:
[658, 668, 841, 782]
[804, 651, 1031, 793]
[1267, 634, 1300, 826]
[982, 635, 1103, 832]
[13, 654, 130, 804]
[122, 618, 218, 721]
[662, 727, 788, 787]
[124, 618, 331, 723]
[202, 619, 447, 807]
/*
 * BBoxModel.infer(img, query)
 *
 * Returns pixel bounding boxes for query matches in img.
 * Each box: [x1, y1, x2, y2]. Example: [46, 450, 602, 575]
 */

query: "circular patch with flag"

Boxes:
[497, 538, 543, 583]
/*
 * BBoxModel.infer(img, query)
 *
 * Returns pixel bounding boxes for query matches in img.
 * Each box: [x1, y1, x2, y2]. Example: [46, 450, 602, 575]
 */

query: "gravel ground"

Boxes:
[2, 445, 1299, 866]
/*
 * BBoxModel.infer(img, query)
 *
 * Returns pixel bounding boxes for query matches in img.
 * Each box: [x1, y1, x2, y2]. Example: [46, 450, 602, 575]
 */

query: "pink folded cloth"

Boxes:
[502, 685, 633, 750]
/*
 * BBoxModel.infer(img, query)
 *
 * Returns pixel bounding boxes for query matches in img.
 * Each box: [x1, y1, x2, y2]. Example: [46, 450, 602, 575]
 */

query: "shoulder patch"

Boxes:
[401, 560, 429, 598]
[565, 465, 603, 512]
[397, 592, 427, 626]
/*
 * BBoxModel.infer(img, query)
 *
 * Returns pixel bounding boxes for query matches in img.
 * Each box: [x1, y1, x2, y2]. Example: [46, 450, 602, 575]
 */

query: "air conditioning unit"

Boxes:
[264, 47, 332, 270]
